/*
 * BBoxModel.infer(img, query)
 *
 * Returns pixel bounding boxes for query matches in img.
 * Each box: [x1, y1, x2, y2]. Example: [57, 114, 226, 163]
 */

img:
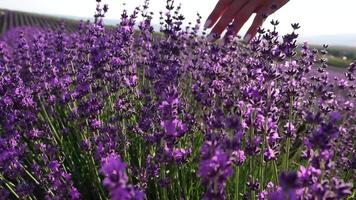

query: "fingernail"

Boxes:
[207, 33, 214, 42]
[204, 20, 212, 29]
[244, 34, 251, 42]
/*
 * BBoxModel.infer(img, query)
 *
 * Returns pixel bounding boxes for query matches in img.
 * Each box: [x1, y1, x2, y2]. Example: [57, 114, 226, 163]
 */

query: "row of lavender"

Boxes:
[0, 9, 78, 35]
[0, 0, 355, 199]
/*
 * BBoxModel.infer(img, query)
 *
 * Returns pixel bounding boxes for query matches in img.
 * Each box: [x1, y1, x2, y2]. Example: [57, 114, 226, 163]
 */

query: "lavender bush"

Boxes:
[0, 0, 355, 199]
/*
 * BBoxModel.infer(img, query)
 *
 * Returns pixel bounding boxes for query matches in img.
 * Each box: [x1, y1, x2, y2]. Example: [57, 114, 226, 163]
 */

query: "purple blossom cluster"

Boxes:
[100, 153, 143, 200]
[0, 0, 355, 199]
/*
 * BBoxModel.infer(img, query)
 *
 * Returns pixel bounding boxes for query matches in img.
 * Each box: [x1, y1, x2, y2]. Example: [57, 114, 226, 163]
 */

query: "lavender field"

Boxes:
[0, 9, 79, 35]
[0, 0, 355, 199]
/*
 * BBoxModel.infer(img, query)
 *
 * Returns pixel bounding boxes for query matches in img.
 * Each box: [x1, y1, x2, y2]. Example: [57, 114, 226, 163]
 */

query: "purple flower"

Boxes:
[163, 144, 191, 163]
[111, 187, 144, 200]
[231, 149, 246, 165]
[297, 166, 321, 186]
[100, 153, 143, 200]
[161, 118, 187, 139]
[329, 111, 342, 123]
[198, 145, 233, 199]
[100, 154, 128, 188]
[69, 188, 80, 200]
[90, 119, 102, 130]
[284, 122, 296, 137]
[264, 147, 276, 161]
[246, 135, 262, 156]
[279, 171, 300, 190]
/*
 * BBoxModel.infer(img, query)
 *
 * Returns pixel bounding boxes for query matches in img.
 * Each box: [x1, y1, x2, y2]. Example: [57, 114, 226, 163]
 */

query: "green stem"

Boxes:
[285, 96, 294, 171]
[0, 175, 19, 199]
[250, 111, 256, 200]
[21, 164, 40, 185]
[285, 137, 291, 170]
[235, 166, 240, 200]
[37, 95, 62, 145]
[260, 121, 268, 189]
[272, 160, 279, 185]
[161, 165, 168, 200]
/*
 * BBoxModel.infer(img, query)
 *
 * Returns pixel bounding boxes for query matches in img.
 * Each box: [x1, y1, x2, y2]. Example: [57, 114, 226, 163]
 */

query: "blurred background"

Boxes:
[1, 0, 356, 67]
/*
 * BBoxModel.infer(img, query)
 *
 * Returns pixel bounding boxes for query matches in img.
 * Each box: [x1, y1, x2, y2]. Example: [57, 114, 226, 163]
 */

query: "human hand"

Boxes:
[204, 0, 289, 42]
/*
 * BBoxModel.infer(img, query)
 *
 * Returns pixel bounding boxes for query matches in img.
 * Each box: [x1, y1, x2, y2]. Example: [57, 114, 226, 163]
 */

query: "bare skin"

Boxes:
[204, 0, 289, 42]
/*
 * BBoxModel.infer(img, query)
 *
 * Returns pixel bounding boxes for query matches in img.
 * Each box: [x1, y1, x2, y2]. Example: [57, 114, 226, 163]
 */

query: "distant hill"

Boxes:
[31, 13, 163, 31]
[0, 9, 156, 35]
[0, 9, 82, 35]
[299, 34, 356, 48]
[50, 13, 121, 26]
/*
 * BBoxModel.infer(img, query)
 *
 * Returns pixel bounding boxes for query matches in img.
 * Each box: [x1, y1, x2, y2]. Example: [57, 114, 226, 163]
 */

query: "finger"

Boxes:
[268, 0, 289, 14]
[230, 0, 257, 37]
[243, 0, 289, 41]
[274, 0, 290, 10]
[243, 13, 266, 42]
[210, 0, 248, 36]
[204, 0, 232, 29]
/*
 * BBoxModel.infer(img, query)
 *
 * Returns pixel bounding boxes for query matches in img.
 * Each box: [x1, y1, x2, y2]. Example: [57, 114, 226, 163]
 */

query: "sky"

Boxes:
[1, 0, 356, 37]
